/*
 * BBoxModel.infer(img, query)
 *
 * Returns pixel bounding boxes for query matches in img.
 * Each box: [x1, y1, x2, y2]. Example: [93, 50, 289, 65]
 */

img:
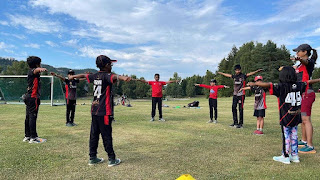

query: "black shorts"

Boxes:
[254, 109, 265, 117]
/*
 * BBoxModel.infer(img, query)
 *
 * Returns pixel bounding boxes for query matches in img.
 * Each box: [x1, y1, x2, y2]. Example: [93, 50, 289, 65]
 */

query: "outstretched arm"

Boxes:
[247, 81, 270, 88]
[50, 72, 65, 81]
[238, 86, 250, 93]
[246, 69, 263, 77]
[218, 72, 232, 78]
[308, 78, 320, 84]
[69, 74, 131, 82]
[33, 68, 47, 74]
[166, 80, 179, 84]
[135, 79, 148, 83]
[112, 74, 131, 82]
[69, 74, 86, 79]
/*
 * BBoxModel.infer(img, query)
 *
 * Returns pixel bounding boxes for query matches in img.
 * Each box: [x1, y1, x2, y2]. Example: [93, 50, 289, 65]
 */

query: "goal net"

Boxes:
[0, 75, 65, 106]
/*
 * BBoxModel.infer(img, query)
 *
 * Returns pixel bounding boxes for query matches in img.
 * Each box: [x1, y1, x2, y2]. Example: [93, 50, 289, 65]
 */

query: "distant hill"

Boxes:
[0, 57, 98, 76]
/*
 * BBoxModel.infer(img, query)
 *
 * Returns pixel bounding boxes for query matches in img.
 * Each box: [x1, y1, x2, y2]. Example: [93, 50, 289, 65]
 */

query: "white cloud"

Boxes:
[24, 43, 40, 49]
[62, 39, 79, 47]
[8, 14, 61, 33]
[0, 21, 9, 26]
[45, 40, 58, 47]
[0, 42, 15, 54]
[28, 0, 320, 78]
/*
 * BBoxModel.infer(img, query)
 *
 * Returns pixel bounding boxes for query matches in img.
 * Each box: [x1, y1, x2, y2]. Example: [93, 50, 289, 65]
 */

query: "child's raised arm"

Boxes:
[218, 72, 232, 78]
[308, 78, 320, 84]
[50, 72, 65, 81]
[247, 81, 270, 88]
[69, 74, 87, 79]
[246, 69, 263, 77]
[238, 86, 251, 93]
[166, 80, 179, 84]
[135, 79, 148, 83]
[114, 75, 131, 82]
[33, 68, 47, 74]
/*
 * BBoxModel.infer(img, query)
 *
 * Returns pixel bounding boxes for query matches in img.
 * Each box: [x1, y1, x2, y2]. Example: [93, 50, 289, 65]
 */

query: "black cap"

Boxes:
[96, 55, 117, 68]
[293, 44, 312, 52]
[68, 69, 75, 75]
[210, 79, 217, 83]
[234, 64, 241, 70]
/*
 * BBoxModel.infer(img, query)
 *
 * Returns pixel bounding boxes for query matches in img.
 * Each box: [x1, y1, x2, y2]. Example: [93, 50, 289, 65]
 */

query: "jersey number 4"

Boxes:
[285, 92, 301, 106]
[94, 85, 102, 98]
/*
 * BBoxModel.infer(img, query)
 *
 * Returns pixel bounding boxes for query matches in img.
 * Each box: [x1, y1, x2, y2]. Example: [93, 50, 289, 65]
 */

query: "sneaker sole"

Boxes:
[88, 158, 105, 165]
[298, 150, 317, 154]
[108, 159, 121, 167]
[273, 159, 290, 164]
[291, 160, 300, 163]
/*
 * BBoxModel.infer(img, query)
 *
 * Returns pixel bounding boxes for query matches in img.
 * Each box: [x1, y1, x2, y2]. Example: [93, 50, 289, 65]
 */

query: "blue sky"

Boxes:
[1, 0, 320, 80]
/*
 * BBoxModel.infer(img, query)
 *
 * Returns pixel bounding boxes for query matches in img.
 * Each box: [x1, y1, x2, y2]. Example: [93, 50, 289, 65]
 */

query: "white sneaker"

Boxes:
[22, 137, 30, 142]
[289, 154, 300, 163]
[159, 118, 166, 122]
[273, 155, 290, 164]
[150, 118, 155, 122]
[213, 120, 217, 124]
[29, 137, 47, 144]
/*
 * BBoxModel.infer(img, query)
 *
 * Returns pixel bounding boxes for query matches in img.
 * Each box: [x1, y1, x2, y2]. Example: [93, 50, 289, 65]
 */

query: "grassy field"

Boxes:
[1, 95, 320, 180]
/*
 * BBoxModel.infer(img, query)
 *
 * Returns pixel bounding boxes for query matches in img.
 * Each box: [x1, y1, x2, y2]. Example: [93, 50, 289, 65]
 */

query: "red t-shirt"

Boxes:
[199, 84, 225, 99]
[148, 81, 167, 97]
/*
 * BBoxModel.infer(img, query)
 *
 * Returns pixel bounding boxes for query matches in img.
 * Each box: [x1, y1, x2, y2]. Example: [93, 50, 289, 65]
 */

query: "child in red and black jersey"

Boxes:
[23, 56, 47, 144]
[218, 65, 263, 128]
[51, 70, 85, 126]
[195, 79, 229, 123]
[240, 76, 267, 135]
[69, 55, 131, 167]
[292, 44, 318, 153]
[247, 66, 320, 164]
[139, 74, 178, 122]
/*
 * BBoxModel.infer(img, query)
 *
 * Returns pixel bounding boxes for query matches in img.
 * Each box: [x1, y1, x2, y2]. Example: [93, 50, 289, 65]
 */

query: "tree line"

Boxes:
[1, 40, 319, 99]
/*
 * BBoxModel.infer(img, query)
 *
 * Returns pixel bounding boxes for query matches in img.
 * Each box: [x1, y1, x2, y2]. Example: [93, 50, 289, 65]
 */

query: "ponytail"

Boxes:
[311, 49, 318, 61]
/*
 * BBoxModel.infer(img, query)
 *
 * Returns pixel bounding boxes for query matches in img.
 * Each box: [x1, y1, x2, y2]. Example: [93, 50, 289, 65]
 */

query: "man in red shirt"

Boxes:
[140, 74, 178, 122]
[195, 79, 229, 123]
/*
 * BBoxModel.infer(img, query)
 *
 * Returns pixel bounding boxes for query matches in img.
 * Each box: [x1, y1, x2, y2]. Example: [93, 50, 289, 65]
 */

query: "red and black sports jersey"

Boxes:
[64, 79, 79, 100]
[27, 68, 41, 98]
[232, 73, 247, 96]
[86, 72, 114, 119]
[296, 59, 315, 90]
[199, 84, 224, 99]
[269, 82, 307, 127]
[251, 86, 267, 110]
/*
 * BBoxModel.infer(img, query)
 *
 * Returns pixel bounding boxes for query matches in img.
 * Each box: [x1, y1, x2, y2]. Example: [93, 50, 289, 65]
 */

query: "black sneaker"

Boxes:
[229, 123, 237, 127]
[108, 158, 121, 167]
[236, 124, 243, 128]
[88, 157, 104, 165]
[71, 123, 77, 126]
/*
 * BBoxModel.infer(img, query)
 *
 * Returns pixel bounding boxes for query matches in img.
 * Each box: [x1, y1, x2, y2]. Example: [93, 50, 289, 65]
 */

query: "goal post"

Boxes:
[0, 75, 65, 106]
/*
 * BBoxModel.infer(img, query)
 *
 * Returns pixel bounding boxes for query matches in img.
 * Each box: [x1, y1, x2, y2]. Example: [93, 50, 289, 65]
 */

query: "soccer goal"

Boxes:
[0, 75, 65, 106]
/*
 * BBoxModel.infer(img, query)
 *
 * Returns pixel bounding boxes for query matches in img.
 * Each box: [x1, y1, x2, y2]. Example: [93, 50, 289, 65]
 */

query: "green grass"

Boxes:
[1, 96, 320, 179]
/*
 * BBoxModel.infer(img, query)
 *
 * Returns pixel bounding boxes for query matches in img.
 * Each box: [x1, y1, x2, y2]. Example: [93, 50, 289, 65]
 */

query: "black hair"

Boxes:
[210, 79, 217, 83]
[154, 73, 160, 77]
[27, 56, 41, 68]
[279, 66, 297, 83]
[68, 69, 75, 75]
[96, 55, 107, 68]
[308, 49, 318, 62]
[234, 64, 241, 70]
